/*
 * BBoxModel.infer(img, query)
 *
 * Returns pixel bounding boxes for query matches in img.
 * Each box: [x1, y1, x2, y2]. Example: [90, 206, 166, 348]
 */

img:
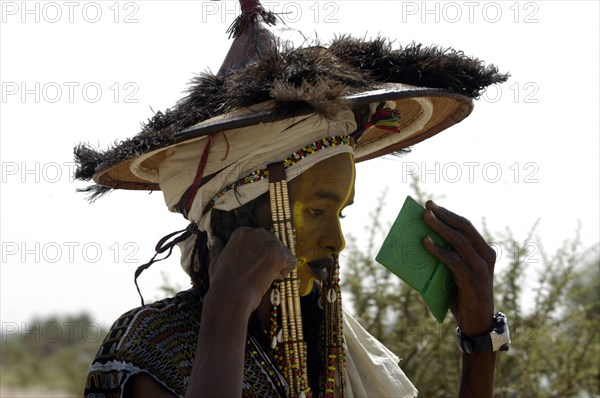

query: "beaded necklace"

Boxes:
[265, 262, 346, 397]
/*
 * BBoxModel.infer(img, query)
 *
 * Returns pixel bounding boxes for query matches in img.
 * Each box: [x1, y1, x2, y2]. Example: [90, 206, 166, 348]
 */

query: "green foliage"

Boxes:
[493, 228, 600, 397]
[1, 313, 107, 395]
[341, 183, 600, 397]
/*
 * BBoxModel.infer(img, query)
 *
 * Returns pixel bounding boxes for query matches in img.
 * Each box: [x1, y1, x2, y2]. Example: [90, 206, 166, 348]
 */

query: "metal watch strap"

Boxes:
[456, 312, 511, 353]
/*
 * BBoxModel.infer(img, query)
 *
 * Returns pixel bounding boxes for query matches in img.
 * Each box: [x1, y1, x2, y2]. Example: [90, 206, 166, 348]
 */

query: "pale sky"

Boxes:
[1, 1, 599, 330]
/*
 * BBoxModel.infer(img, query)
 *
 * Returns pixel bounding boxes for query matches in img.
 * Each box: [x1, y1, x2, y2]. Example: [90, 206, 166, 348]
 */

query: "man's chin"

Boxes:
[297, 260, 315, 296]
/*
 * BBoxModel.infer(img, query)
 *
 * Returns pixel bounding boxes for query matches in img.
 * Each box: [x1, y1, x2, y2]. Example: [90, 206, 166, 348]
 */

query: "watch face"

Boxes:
[457, 312, 511, 353]
[494, 314, 507, 333]
[491, 313, 511, 352]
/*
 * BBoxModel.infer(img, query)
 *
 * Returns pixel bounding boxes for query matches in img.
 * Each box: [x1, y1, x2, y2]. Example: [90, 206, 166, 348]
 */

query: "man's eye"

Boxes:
[307, 209, 324, 217]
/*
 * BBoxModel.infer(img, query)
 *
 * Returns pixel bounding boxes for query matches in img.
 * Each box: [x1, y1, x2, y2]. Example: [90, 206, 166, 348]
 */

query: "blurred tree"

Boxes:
[341, 178, 600, 397]
[0, 313, 106, 394]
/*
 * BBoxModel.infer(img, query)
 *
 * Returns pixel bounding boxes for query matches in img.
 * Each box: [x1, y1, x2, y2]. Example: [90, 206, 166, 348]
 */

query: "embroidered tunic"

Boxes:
[84, 288, 287, 398]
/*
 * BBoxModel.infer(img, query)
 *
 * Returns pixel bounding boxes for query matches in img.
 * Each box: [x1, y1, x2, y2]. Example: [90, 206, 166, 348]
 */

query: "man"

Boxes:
[77, 1, 509, 396]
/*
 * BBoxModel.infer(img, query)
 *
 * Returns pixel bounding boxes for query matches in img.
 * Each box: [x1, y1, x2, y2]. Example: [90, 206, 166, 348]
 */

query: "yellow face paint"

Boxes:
[293, 201, 305, 231]
[335, 153, 355, 253]
[289, 153, 355, 296]
[296, 257, 314, 296]
[293, 201, 313, 295]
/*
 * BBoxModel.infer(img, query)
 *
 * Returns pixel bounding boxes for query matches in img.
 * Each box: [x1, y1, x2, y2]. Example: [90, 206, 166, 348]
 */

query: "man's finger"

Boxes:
[425, 200, 496, 266]
[278, 263, 296, 280]
[422, 236, 471, 286]
[423, 209, 489, 271]
[275, 244, 297, 279]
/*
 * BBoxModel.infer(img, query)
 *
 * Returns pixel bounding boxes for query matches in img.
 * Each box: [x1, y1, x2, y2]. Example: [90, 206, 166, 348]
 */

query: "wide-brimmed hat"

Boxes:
[74, 1, 508, 201]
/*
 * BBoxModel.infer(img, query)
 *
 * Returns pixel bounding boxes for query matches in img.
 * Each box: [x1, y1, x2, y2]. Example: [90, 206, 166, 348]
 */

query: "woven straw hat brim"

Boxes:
[74, 36, 507, 201]
[90, 85, 471, 192]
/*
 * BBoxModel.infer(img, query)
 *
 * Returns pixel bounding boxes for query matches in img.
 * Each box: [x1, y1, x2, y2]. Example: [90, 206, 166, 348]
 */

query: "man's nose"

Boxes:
[320, 218, 346, 254]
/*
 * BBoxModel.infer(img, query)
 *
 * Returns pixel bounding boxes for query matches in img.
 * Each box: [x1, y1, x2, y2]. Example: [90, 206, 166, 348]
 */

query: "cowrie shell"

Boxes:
[270, 289, 281, 306]
[327, 289, 337, 303]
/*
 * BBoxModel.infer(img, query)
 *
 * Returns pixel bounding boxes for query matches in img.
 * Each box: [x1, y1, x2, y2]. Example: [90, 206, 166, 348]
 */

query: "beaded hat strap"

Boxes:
[267, 162, 311, 398]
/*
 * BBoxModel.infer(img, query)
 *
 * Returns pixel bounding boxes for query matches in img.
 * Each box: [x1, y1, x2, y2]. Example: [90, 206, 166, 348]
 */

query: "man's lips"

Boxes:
[307, 257, 334, 281]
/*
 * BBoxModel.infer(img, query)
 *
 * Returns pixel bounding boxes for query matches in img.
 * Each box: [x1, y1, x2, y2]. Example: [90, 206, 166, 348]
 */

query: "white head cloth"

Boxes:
[158, 109, 356, 274]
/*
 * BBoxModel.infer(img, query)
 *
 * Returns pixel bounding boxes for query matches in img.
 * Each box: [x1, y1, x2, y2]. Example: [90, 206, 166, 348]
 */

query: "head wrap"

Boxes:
[155, 109, 357, 274]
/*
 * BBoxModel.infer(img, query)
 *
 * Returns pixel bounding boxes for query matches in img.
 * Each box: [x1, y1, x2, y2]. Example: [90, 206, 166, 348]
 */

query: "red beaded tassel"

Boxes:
[322, 254, 346, 397]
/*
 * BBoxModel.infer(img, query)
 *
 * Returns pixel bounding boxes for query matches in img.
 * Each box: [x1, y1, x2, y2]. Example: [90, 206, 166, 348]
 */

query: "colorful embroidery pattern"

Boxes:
[84, 288, 288, 398]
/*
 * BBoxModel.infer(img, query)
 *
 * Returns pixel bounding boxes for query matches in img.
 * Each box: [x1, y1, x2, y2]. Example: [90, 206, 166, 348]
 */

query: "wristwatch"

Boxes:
[456, 312, 511, 353]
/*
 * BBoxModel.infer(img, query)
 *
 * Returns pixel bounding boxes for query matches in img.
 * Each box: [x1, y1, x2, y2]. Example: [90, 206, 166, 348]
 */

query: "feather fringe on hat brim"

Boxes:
[74, 36, 508, 201]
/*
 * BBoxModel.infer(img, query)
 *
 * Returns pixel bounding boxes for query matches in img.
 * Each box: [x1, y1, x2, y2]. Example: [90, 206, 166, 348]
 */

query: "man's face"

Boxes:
[288, 152, 355, 295]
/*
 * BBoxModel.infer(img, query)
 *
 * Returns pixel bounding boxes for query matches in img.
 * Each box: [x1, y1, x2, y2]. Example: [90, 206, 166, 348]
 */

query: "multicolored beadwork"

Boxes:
[321, 254, 346, 398]
[205, 135, 352, 211]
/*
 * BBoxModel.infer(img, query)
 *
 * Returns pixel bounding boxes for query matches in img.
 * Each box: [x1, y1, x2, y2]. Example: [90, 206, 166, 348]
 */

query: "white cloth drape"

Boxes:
[343, 309, 418, 398]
